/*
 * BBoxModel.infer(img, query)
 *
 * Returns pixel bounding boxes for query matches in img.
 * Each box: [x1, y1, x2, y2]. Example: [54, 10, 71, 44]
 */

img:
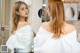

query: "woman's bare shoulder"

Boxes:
[63, 23, 76, 34]
[41, 22, 51, 32]
[17, 22, 30, 29]
[41, 22, 49, 28]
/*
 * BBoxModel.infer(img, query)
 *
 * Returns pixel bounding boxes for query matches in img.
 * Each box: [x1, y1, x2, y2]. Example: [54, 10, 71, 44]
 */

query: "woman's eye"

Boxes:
[21, 8, 24, 10]
[21, 8, 27, 10]
[25, 7, 28, 9]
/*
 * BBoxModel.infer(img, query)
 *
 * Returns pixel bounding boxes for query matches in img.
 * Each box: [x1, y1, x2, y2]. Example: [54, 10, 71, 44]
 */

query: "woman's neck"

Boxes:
[19, 17, 25, 22]
[49, 17, 53, 25]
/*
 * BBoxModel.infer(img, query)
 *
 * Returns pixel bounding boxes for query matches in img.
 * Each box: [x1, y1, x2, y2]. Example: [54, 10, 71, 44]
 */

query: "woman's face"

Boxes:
[47, 7, 51, 17]
[17, 4, 29, 18]
[42, 6, 45, 16]
[47, 5, 52, 18]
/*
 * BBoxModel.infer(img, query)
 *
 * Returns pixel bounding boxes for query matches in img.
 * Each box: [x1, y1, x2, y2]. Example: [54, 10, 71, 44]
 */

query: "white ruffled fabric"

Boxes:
[34, 26, 80, 53]
[6, 25, 34, 53]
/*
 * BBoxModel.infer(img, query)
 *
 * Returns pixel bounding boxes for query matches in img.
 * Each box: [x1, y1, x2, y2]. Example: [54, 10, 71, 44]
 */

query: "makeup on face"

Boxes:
[18, 4, 29, 17]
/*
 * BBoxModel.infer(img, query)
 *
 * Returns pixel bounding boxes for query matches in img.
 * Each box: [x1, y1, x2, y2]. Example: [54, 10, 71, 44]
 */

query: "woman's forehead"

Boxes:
[20, 4, 27, 8]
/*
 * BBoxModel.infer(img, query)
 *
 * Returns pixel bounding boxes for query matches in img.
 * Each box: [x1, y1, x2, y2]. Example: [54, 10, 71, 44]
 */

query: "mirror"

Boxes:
[65, 7, 75, 19]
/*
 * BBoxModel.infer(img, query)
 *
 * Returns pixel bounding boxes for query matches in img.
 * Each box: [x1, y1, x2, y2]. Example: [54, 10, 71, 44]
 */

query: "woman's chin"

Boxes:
[23, 15, 28, 18]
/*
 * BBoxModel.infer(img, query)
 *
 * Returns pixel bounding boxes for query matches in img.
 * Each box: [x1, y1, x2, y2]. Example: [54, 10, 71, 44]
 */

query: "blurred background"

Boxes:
[0, 0, 80, 53]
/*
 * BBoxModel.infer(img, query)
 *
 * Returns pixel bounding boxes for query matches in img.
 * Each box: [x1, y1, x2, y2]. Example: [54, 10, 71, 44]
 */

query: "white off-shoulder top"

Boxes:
[34, 26, 80, 53]
[6, 25, 34, 53]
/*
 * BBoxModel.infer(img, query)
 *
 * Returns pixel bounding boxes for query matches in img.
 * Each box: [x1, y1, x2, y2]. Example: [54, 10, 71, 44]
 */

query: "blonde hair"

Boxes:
[48, 0, 65, 38]
[11, 1, 28, 34]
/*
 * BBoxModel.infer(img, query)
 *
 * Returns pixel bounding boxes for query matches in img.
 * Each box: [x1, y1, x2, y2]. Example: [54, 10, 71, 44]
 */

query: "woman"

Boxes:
[6, 1, 34, 53]
[34, 0, 80, 53]
[42, 6, 50, 22]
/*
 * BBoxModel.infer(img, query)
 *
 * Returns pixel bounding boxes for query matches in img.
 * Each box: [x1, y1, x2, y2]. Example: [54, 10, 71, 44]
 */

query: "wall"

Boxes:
[29, 0, 42, 33]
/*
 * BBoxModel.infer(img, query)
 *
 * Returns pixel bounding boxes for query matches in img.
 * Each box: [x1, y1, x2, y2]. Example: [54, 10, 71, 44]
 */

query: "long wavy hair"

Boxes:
[48, 0, 65, 38]
[11, 1, 28, 34]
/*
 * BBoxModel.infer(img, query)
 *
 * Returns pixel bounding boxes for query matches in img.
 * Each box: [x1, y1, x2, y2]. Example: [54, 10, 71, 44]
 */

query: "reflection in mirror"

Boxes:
[23, 0, 31, 21]
[42, 0, 50, 22]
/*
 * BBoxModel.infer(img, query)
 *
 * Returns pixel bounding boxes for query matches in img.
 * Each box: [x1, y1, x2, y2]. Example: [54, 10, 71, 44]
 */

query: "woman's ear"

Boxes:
[16, 11, 19, 15]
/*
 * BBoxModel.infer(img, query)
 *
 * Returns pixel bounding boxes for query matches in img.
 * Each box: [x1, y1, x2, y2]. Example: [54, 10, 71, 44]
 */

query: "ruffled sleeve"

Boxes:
[15, 26, 34, 48]
[61, 30, 80, 53]
[6, 35, 15, 50]
[6, 25, 34, 51]
[34, 26, 52, 53]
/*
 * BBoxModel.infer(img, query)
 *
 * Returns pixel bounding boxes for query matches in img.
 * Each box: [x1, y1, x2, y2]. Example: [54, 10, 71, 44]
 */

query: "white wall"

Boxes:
[23, 0, 31, 5]
[29, 0, 42, 33]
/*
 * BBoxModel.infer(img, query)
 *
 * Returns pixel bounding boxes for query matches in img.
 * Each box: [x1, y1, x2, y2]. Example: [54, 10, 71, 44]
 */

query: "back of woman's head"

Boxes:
[48, 0, 65, 38]
[11, 1, 28, 34]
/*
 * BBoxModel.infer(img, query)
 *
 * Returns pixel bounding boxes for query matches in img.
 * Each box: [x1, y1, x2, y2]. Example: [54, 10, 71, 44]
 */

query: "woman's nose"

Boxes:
[25, 9, 28, 12]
